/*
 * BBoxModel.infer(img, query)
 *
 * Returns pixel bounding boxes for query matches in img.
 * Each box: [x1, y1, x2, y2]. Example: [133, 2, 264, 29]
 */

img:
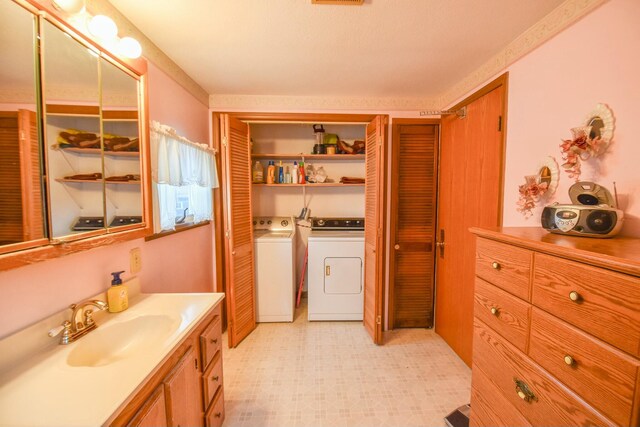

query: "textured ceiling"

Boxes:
[109, 0, 564, 101]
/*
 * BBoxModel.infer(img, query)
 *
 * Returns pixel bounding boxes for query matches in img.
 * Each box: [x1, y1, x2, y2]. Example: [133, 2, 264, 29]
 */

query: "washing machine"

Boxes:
[308, 218, 365, 321]
[253, 216, 296, 322]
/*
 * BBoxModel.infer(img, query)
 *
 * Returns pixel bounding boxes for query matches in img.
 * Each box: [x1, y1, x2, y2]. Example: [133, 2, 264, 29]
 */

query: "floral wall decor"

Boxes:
[560, 103, 615, 180]
[516, 156, 559, 218]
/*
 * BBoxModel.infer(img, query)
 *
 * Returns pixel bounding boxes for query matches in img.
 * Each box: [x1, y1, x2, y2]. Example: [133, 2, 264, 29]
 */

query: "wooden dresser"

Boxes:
[469, 227, 640, 426]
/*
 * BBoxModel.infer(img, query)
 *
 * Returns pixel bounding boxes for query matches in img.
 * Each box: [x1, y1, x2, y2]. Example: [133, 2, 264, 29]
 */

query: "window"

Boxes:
[150, 121, 218, 232]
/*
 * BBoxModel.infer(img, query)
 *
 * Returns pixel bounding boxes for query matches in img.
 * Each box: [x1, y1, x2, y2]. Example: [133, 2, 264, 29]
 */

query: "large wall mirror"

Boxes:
[0, 0, 150, 267]
[0, 1, 47, 250]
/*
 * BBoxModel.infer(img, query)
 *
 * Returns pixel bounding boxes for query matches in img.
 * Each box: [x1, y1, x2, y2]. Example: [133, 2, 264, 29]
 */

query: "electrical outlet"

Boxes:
[130, 247, 142, 274]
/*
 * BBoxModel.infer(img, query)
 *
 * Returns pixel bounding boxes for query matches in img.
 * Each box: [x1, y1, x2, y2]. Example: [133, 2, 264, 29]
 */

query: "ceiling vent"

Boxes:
[312, 0, 364, 5]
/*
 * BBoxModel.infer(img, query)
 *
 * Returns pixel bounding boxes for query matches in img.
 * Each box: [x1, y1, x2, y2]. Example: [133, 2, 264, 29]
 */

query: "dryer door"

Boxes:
[324, 257, 363, 294]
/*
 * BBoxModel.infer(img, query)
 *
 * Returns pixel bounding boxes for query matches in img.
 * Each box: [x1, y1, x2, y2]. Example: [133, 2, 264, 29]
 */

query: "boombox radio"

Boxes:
[541, 181, 623, 238]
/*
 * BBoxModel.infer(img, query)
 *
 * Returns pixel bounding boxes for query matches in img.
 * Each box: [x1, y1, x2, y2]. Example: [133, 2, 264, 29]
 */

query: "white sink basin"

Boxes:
[66, 314, 179, 367]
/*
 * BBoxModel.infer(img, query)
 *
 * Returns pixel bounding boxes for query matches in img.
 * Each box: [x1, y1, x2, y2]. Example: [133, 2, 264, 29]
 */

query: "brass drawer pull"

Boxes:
[214, 412, 222, 418]
[211, 375, 219, 382]
[210, 338, 218, 344]
[514, 378, 537, 403]
[564, 355, 575, 366]
[491, 261, 501, 270]
[490, 307, 499, 316]
[569, 291, 581, 302]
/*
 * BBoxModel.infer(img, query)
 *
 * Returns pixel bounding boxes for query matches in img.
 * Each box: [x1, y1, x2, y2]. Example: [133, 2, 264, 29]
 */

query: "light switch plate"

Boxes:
[130, 247, 142, 273]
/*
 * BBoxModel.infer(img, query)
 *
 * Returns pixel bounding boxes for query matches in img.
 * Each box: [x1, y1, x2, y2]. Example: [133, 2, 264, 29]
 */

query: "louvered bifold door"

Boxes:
[363, 115, 387, 344]
[18, 109, 44, 241]
[221, 115, 256, 348]
[392, 125, 438, 328]
[0, 112, 23, 244]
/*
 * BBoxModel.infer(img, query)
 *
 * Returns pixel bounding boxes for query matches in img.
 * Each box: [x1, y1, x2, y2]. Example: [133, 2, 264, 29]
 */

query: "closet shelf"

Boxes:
[55, 178, 141, 185]
[251, 153, 365, 160]
[59, 147, 139, 157]
[253, 183, 364, 187]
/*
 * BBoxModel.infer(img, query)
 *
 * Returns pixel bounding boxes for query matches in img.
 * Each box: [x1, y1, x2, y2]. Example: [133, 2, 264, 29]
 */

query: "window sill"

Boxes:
[144, 220, 211, 242]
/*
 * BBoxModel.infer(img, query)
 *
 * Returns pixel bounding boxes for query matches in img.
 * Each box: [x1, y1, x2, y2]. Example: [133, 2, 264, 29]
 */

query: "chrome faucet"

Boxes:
[48, 299, 109, 345]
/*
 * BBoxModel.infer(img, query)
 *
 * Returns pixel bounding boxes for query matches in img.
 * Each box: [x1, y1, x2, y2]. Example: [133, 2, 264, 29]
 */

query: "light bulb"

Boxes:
[52, 0, 85, 14]
[87, 15, 118, 40]
[118, 37, 142, 59]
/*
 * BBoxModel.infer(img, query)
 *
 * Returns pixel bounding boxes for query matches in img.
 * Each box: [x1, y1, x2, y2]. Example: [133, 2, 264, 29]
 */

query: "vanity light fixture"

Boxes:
[87, 15, 118, 40]
[118, 36, 142, 59]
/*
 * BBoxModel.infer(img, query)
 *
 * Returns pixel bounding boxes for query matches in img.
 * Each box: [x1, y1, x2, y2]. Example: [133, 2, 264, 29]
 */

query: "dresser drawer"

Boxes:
[200, 310, 222, 369]
[202, 351, 223, 409]
[474, 278, 530, 352]
[473, 319, 612, 426]
[532, 253, 640, 356]
[529, 308, 639, 426]
[470, 365, 531, 427]
[476, 238, 532, 300]
[205, 388, 225, 427]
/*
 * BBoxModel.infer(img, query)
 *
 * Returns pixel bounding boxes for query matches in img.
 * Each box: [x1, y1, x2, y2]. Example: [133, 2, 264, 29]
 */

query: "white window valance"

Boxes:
[150, 121, 218, 232]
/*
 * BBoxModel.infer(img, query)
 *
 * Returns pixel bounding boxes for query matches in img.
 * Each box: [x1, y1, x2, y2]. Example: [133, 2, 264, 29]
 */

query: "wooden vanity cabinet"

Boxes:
[110, 304, 224, 427]
[469, 227, 640, 427]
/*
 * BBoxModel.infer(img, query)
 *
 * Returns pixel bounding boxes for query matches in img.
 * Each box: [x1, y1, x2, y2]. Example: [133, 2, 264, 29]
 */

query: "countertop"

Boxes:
[470, 226, 640, 276]
[0, 292, 225, 427]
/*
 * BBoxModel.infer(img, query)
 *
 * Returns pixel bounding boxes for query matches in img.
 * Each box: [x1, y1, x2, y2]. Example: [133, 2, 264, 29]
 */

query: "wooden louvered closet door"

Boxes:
[220, 115, 256, 348]
[18, 109, 44, 241]
[389, 123, 438, 328]
[363, 115, 387, 344]
[0, 112, 23, 244]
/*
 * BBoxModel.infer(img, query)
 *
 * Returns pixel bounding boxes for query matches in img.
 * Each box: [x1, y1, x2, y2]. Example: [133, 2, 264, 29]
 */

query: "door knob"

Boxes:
[394, 244, 400, 250]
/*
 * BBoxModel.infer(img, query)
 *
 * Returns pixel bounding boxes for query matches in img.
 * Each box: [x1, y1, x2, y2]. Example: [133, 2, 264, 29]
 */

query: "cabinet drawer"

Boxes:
[474, 278, 530, 352]
[470, 366, 531, 427]
[200, 311, 222, 370]
[476, 238, 532, 300]
[529, 308, 639, 426]
[205, 388, 225, 427]
[473, 319, 612, 426]
[532, 253, 640, 356]
[202, 351, 223, 409]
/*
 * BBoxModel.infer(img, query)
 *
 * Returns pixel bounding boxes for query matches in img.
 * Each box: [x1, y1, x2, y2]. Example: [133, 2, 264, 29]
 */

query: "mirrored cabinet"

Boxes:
[0, 0, 150, 269]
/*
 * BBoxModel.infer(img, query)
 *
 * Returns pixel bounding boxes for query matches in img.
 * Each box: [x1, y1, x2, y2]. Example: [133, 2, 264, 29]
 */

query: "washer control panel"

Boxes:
[252, 216, 294, 232]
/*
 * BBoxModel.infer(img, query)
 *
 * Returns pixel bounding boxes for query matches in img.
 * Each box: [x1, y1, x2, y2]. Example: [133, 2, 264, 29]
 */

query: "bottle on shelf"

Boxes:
[292, 161, 299, 184]
[252, 161, 264, 183]
[285, 165, 291, 184]
[278, 161, 284, 184]
[267, 161, 276, 184]
[299, 161, 306, 184]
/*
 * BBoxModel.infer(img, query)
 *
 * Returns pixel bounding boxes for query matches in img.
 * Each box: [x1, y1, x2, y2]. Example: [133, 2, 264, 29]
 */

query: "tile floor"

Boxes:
[222, 299, 471, 427]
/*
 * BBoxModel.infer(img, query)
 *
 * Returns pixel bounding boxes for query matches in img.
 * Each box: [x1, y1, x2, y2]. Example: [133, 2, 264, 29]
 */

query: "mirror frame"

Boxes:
[0, 0, 152, 271]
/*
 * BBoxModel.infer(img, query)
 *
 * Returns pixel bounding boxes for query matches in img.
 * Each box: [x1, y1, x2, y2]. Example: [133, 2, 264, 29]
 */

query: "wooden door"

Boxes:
[434, 75, 507, 366]
[363, 115, 387, 344]
[220, 114, 255, 348]
[163, 346, 202, 427]
[0, 112, 23, 244]
[127, 386, 168, 427]
[389, 122, 439, 328]
[18, 109, 44, 241]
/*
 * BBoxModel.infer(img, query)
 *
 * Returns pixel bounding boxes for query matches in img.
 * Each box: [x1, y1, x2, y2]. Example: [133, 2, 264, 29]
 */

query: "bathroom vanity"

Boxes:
[0, 293, 225, 427]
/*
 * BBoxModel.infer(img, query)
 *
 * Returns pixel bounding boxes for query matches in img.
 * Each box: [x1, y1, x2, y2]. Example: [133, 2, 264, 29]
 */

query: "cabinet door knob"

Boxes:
[490, 307, 499, 316]
[212, 375, 219, 382]
[564, 355, 575, 366]
[215, 412, 222, 418]
[569, 291, 581, 302]
[514, 378, 537, 403]
[394, 244, 400, 250]
[210, 338, 218, 344]
[491, 261, 500, 270]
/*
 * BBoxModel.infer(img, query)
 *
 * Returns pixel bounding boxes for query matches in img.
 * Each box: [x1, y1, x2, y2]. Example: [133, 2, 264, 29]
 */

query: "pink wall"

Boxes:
[468, 0, 640, 236]
[0, 62, 214, 339]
